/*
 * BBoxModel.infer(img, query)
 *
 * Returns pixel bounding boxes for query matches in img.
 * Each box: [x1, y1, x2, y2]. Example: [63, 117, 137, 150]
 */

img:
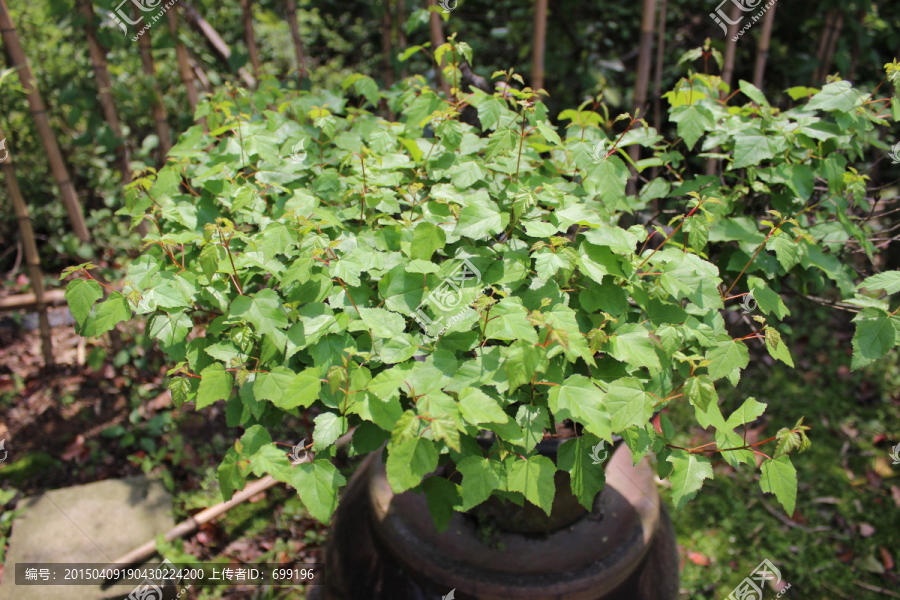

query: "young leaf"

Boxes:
[667, 450, 713, 510]
[65, 279, 103, 327]
[507, 455, 556, 516]
[386, 436, 438, 493]
[196, 363, 234, 409]
[760, 455, 797, 515]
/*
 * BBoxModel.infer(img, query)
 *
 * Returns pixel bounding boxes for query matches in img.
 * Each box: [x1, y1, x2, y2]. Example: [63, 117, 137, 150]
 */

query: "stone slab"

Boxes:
[0, 475, 179, 600]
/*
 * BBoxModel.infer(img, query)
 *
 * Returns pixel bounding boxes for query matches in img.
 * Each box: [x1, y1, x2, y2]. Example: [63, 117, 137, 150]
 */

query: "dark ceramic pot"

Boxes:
[308, 442, 679, 600]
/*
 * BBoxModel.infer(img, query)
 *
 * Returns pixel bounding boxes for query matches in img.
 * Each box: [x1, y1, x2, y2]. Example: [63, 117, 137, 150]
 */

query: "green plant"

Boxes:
[63, 41, 900, 527]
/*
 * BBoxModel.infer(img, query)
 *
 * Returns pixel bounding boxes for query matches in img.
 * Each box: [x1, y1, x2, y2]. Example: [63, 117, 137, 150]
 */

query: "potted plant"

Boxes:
[64, 43, 900, 599]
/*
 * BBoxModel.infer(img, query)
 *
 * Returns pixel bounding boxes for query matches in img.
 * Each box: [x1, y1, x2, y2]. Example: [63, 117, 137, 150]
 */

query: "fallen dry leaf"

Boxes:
[880, 547, 894, 571]
[859, 523, 876, 537]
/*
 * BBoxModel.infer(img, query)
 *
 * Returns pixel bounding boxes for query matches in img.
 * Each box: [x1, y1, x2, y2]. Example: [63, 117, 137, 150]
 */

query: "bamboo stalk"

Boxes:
[181, 2, 256, 89]
[531, 0, 548, 92]
[752, 0, 777, 89]
[720, 0, 741, 89]
[167, 6, 200, 116]
[76, 0, 131, 183]
[627, 0, 657, 192]
[239, 0, 261, 82]
[652, 0, 667, 133]
[818, 10, 843, 83]
[0, 127, 53, 365]
[0, 0, 90, 243]
[106, 429, 356, 570]
[381, 0, 395, 87]
[0, 289, 66, 313]
[426, 0, 450, 96]
[285, 0, 308, 81]
[133, 3, 172, 162]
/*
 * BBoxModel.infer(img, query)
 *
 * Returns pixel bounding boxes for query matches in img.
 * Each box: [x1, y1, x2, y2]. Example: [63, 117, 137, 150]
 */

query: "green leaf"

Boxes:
[456, 456, 506, 511]
[253, 366, 298, 406]
[725, 397, 766, 429]
[65, 279, 103, 327]
[764, 327, 794, 367]
[281, 368, 322, 410]
[738, 80, 769, 106]
[453, 202, 509, 239]
[290, 459, 347, 523]
[217, 449, 245, 501]
[357, 307, 407, 339]
[857, 271, 900, 295]
[484, 128, 518, 160]
[557, 435, 606, 510]
[806, 81, 863, 113]
[511, 405, 549, 453]
[312, 413, 348, 451]
[706, 340, 749, 381]
[851, 308, 896, 370]
[409, 222, 446, 260]
[230, 289, 289, 341]
[760, 455, 797, 515]
[670, 104, 714, 150]
[507, 455, 556, 516]
[196, 363, 234, 409]
[458, 387, 509, 426]
[685, 375, 716, 413]
[605, 377, 654, 432]
[421, 475, 460, 533]
[732, 129, 781, 169]
[386, 436, 438, 493]
[549, 375, 612, 441]
[82, 292, 133, 337]
[239, 424, 273, 457]
[667, 450, 713, 510]
[168, 377, 194, 408]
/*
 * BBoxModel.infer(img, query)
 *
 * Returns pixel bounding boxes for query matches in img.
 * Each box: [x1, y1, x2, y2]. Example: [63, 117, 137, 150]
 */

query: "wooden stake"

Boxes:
[133, 3, 172, 162]
[426, 0, 450, 96]
[286, 0, 308, 81]
[239, 0, 261, 83]
[752, 1, 777, 89]
[0, 0, 90, 243]
[0, 127, 54, 365]
[76, 0, 131, 183]
[531, 0, 548, 92]
[181, 2, 257, 89]
[167, 6, 200, 116]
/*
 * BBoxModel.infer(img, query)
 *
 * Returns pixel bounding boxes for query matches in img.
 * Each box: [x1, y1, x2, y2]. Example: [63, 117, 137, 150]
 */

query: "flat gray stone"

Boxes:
[0, 476, 178, 600]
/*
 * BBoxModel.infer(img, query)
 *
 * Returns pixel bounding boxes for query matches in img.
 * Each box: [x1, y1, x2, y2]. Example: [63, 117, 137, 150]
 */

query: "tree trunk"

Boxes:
[181, 1, 256, 89]
[76, 0, 130, 183]
[239, 0, 261, 82]
[818, 10, 843, 83]
[814, 9, 835, 82]
[426, 0, 450, 96]
[0, 0, 90, 243]
[531, 0, 548, 92]
[381, 0, 395, 87]
[0, 127, 54, 365]
[397, 0, 408, 79]
[168, 6, 200, 116]
[708, 1, 742, 177]
[627, 0, 656, 192]
[286, 0, 308, 80]
[650, 0, 667, 182]
[133, 3, 172, 162]
[752, 1, 777, 89]
[720, 1, 741, 90]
